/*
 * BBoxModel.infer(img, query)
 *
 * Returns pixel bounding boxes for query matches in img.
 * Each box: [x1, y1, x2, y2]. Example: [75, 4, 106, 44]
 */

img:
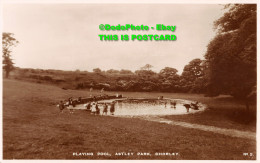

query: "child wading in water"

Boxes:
[110, 102, 115, 115]
[91, 102, 96, 114]
[171, 101, 177, 109]
[183, 104, 191, 113]
[103, 103, 108, 115]
[68, 98, 74, 114]
[96, 103, 100, 115]
[59, 101, 65, 113]
[86, 103, 91, 111]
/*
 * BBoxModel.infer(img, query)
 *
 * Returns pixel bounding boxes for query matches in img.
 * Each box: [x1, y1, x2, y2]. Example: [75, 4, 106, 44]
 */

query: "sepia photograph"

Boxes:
[1, 0, 257, 160]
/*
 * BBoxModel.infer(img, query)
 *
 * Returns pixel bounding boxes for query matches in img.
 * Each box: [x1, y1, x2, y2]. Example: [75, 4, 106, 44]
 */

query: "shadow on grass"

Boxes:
[226, 109, 256, 125]
[164, 106, 256, 132]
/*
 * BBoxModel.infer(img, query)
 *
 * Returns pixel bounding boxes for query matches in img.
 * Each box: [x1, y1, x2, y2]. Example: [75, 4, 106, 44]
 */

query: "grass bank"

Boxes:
[3, 79, 256, 159]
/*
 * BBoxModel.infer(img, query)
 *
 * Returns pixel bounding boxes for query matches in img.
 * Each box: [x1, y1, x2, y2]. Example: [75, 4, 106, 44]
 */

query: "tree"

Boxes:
[180, 58, 206, 93]
[135, 69, 157, 79]
[93, 68, 102, 73]
[135, 66, 158, 91]
[182, 59, 204, 81]
[120, 69, 133, 74]
[2, 32, 19, 78]
[205, 4, 256, 111]
[141, 64, 153, 71]
[159, 67, 178, 77]
[136, 64, 156, 80]
[106, 69, 119, 74]
[159, 67, 180, 91]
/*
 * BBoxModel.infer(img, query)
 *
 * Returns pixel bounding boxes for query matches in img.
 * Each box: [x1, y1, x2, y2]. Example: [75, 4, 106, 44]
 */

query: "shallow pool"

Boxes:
[72, 98, 206, 116]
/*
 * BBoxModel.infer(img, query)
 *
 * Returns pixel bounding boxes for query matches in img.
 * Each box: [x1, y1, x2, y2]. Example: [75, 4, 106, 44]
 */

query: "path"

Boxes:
[139, 116, 256, 140]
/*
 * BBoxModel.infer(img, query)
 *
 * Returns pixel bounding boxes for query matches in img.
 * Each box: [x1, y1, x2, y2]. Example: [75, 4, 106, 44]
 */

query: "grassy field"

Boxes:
[3, 79, 256, 159]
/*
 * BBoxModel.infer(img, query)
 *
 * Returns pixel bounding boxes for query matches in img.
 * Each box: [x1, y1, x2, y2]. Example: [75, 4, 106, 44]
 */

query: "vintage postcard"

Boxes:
[1, 0, 258, 161]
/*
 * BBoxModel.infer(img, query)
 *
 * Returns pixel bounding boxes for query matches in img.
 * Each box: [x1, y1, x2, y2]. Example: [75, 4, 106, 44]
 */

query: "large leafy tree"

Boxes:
[2, 32, 19, 78]
[181, 58, 206, 93]
[205, 4, 256, 109]
[134, 65, 158, 91]
[182, 58, 204, 81]
[159, 67, 180, 91]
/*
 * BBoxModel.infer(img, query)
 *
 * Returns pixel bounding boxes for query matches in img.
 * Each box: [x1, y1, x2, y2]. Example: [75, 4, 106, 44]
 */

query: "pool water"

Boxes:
[72, 98, 206, 116]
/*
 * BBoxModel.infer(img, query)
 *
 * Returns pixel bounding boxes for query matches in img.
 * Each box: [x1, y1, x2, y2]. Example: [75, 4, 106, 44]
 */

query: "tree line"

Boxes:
[88, 61, 206, 94]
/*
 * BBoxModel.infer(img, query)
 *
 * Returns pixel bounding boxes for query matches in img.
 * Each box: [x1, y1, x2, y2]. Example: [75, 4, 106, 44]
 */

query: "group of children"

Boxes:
[58, 96, 199, 114]
[58, 98, 116, 115]
[58, 97, 76, 113]
[183, 101, 199, 112]
[84, 101, 116, 115]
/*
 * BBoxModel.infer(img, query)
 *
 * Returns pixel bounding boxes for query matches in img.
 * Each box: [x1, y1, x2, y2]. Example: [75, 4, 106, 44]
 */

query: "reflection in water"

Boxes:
[73, 98, 206, 116]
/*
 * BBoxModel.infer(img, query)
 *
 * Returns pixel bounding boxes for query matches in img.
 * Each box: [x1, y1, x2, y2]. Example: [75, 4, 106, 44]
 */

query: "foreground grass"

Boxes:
[3, 79, 256, 159]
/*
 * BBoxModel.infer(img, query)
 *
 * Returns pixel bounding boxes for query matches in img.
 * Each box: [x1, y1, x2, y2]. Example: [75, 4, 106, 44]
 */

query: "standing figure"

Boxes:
[96, 103, 100, 115]
[91, 102, 96, 114]
[110, 102, 115, 115]
[87, 103, 91, 111]
[103, 103, 108, 115]
[100, 88, 104, 93]
[68, 98, 74, 114]
[84, 103, 91, 112]
[90, 87, 93, 92]
[183, 104, 191, 113]
[171, 101, 177, 109]
[59, 101, 65, 113]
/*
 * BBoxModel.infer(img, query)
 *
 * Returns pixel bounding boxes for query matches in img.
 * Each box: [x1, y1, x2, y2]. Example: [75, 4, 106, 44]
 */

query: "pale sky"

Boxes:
[3, 4, 224, 73]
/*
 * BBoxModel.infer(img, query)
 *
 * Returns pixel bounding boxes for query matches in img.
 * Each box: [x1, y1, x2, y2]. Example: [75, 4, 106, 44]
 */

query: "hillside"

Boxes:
[10, 67, 137, 90]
